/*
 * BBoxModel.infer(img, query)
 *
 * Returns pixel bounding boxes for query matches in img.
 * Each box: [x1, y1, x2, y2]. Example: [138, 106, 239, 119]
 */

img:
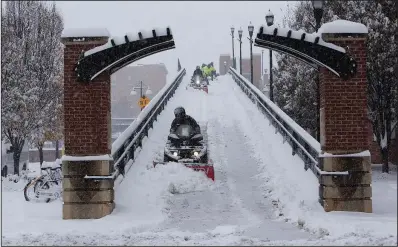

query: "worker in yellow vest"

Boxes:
[208, 62, 217, 80]
[201, 64, 210, 85]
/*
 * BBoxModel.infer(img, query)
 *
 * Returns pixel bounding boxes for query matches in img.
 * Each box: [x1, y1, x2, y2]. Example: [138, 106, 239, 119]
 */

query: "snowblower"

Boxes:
[153, 123, 214, 181]
[189, 75, 209, 94]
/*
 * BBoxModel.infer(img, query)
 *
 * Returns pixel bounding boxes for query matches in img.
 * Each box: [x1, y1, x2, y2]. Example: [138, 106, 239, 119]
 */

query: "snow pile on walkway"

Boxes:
[1, 175, 27, 192]
[157, 163, 214, 194]
[2, 78, 218, 245]
[222, 74, 397, 245]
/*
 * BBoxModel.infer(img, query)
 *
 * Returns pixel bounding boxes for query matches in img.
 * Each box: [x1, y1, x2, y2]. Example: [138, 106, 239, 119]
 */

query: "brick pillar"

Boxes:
[318, 31, 372, 213]
[61, 31, 115, 219]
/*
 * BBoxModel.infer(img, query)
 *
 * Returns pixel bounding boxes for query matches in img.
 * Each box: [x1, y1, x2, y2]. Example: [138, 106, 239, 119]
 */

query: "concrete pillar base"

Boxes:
[318, 153, 372, 213]
[62, 159, 115, 219]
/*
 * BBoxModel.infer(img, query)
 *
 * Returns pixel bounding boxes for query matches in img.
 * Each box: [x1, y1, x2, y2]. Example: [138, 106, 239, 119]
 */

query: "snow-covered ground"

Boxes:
[2, 75, 397, 246]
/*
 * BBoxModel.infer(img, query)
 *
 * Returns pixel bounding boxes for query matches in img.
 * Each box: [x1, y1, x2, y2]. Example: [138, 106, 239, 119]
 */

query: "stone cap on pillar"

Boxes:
[319, 20, 368, 40]
[61, 28, 110, 44]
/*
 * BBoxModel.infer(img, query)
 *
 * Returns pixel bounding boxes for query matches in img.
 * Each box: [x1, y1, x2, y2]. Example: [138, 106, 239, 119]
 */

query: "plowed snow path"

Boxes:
[152, 75, 312, 241]
[3, 75, 396, 246]
[2, 76, 311, 245]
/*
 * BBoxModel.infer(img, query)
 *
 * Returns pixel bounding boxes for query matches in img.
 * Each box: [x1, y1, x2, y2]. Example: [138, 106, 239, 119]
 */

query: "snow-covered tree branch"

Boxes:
[274, 0, 397, 172]
[1, 1, 64, 174]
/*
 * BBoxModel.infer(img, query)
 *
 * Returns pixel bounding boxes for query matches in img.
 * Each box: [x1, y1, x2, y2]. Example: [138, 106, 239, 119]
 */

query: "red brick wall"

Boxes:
[319, 35, 370, 153]
[62, 38, 111, 156]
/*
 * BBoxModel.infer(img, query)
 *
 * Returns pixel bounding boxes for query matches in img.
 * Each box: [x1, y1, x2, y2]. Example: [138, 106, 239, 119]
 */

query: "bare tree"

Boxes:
[28, 2, 64, 165]
[1, 1, 64, 174]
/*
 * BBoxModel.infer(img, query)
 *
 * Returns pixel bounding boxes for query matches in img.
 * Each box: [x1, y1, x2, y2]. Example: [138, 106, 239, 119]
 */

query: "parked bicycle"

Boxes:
[24, 164, 62, 203]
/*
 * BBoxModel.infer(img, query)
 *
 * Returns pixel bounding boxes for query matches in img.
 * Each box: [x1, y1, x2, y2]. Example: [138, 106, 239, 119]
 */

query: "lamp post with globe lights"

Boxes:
[238, 27, 243, 75]
[130, 81, 153, 111]
[248, 22, 254, 84]
[230, 27, 236, 69]
[312, 0, 324, 142]
[266, 9, 275, 101]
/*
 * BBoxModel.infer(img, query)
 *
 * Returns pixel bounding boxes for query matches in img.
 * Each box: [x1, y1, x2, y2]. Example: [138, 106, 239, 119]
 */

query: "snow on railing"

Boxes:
[111, 69, 185, 154]
[228, 68, 349, 178]
[257, 24, 345, 53]
[84, 27, 172, 57]
[84, 68, 186, 182]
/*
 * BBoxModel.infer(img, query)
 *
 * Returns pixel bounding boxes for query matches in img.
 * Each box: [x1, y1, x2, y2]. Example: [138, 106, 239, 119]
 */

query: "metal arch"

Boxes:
[75, 28, 175, 83]
[254, 28, 357, 80]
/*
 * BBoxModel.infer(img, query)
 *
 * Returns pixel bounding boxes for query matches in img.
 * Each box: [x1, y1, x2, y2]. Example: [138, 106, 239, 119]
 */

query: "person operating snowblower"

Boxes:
[152, 106, 215, 181]
[191, 66, 205, 82]
[170, 107, 201, 137]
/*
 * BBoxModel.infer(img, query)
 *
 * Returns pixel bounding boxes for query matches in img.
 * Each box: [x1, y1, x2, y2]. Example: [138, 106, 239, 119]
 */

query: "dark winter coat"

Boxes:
[170, 115, 201, 135]
[193, 68, 204, 79]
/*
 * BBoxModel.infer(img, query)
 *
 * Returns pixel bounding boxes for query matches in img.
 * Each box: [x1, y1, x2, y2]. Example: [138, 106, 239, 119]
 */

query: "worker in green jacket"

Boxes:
[201, 64, 210, 85]
[208, 62, 217, 80]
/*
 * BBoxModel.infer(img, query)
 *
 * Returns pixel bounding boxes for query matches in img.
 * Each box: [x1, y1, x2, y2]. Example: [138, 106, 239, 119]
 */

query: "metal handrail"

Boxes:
[85, 69, 186, 182]
[228, 68, 348, 178]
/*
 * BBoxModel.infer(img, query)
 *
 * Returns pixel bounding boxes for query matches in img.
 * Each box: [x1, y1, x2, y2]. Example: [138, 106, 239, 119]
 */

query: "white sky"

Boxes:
[56, 1, 291, 75]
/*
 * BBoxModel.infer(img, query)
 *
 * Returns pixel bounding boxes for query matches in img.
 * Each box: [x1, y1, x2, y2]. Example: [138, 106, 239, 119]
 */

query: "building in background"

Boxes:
[111, 64, 168, 119]
[219, 54, 232, 75]
[219, 53, 261, 88]
[28, 141, 62, 163]
[240, 53, 261, 89]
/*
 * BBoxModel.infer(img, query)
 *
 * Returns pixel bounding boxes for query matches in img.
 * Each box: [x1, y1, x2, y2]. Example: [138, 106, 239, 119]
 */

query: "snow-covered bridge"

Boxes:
[2, 73, 396, 246]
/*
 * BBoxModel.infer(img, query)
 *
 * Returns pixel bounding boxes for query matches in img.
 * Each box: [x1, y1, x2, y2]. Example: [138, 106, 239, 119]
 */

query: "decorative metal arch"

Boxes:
[75, 28, 175, 83]
[254, 26, 357, 80]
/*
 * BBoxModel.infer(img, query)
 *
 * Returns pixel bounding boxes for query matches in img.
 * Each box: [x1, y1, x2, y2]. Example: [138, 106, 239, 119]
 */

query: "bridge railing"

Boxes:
[228, 67, 348, 179]
[85, 68, 186, 182]
[111, 118, 136, 126]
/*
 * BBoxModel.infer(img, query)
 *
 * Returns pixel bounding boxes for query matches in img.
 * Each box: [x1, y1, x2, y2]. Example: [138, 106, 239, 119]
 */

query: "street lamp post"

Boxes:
[238, 27, 243, 75]
[266, 9, 275, 101]
[248, 22, 254, 85]
[261, 50, 264, 77]
[230, 27, 236, 69]
[312, 0, 324, 142]
[130, 81, 153, 111]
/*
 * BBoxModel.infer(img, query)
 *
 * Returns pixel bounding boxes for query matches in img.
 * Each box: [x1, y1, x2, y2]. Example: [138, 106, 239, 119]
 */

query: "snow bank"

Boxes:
[61, 154, 113, 161]
[223, 74, 397, 245]
[61, 28, 110, 38]
[319, 150, 371, 157]
[229, 68, 321, 152]
[3, 228, 396, 246]
[2, 162, 214, 242]
[1, 175, 27, 191]
[41, 159, 62, 168]
[257, 25, 345, 53]
[139, 163, 215, 196]
[319, 20, 368, 34]
[159, 163, 214, 194]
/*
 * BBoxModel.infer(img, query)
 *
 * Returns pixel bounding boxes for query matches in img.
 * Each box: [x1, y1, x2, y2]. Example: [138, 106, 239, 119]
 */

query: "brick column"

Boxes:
[318, 32, 372, 213]
[61, 31, 114, 219]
